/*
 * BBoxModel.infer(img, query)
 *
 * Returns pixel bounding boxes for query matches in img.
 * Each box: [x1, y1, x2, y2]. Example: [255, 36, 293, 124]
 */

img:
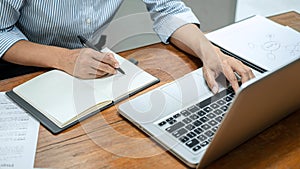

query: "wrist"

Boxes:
[54, 48, 78, 74]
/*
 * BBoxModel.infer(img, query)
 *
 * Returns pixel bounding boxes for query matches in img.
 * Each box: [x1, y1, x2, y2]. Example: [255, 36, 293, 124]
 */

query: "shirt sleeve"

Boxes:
[143, 0, 200, 44]
[0, 1, 27, 58]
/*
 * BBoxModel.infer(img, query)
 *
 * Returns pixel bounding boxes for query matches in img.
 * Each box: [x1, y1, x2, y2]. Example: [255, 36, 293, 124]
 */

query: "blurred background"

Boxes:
[236, 0, 300, 21]
[97, 0, 300, 52]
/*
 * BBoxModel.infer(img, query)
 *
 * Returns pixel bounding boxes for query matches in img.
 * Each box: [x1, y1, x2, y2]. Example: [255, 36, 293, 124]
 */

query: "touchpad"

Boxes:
[161, 72, 212, 105]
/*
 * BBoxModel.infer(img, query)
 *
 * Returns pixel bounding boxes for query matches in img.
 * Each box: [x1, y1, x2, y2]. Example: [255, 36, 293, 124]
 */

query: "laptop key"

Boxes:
[199, 116, 209, 123]
[224, 96, 232, 102]
[192, 145, 202, 152]
[186, 138, 199, 148]
[220, 105, 228, 111]
[204, 130, 214, 137]
[211, 103, 219, 109]
[196, 98, 211, 108]
[215, 116, 223, 123]
[193, 120, 202, 127]
[182, 117, 192, 124]
[203, 107, 212, 113]
[207, 113, 216, 119]
[213, 109, 223, 115]
[173, 113, 181, 119]
[197, 110, 206, 116]
[188, 105, 199, 113]
[166, 117, 174, 122]
[212, 126, 218, 132]
[165, 122, 185, 133]
[190, 114, 199, 120]
[172, 128, 188, 138]
[208, 120, 218, 127]
[179, 136, 189, 143]
[201, 124, 211, 130]
[194, 128, 203, 134]
[197, 134, 207, 142]
[217, 100, 226, 106]
[158, 121, 166, 127]
[187, 132, 197, 138]
[186, 124, 196, 131]
[168, 120, 177, 125]
[180, 110, 191, 117]
[200, 141, 209, 147]
[211, 89, 229, 101]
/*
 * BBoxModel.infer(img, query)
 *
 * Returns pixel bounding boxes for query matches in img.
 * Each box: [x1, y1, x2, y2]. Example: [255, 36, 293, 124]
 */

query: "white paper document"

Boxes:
[0, 92, 40, 169]
[206, 15, 300, 71]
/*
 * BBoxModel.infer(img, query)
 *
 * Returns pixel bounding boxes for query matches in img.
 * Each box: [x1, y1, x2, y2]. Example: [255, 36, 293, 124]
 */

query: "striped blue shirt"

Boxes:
[0, 0, 199, 57]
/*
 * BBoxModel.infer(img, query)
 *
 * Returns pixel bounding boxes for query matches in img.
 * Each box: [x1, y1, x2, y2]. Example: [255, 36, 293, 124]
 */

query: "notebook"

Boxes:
[118, 57, 300, 168]
[6, 48, 159, 134]
[205, 15, 300, 72]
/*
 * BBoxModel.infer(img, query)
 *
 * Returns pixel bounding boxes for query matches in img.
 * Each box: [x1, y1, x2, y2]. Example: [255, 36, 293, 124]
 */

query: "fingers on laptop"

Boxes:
[222, 57, 255, 92]
[203, 67, 219, 94]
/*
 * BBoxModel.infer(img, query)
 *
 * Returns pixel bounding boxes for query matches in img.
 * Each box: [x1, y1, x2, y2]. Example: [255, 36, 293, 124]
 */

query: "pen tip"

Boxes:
[117, 68, 125, 75]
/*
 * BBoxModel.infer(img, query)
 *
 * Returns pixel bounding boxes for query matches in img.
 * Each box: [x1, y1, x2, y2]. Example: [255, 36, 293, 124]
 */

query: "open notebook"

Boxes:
[6, 48, 159, 134]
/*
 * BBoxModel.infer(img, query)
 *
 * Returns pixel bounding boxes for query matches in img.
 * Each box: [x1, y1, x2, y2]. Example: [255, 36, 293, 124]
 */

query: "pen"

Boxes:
[77, 35, 125, 75]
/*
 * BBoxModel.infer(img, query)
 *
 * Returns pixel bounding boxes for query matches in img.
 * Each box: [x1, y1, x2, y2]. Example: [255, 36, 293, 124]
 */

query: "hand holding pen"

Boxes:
[77, 35, 125, 75]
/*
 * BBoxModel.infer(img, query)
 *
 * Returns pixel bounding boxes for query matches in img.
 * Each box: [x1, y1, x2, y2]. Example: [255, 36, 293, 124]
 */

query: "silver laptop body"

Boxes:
[118, 58, 300, 168]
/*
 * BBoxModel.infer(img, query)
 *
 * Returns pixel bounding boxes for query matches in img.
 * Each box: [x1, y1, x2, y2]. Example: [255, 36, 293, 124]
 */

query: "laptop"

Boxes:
[118, 58, 300, 168]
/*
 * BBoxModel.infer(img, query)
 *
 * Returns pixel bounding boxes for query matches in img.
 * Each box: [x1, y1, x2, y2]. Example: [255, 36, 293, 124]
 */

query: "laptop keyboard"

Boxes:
[156, 88, 235, 153]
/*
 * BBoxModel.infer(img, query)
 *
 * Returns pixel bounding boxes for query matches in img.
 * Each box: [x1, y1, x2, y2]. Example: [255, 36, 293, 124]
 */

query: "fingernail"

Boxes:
[212, 85, 218, 94]
[115, 63, 120, 68]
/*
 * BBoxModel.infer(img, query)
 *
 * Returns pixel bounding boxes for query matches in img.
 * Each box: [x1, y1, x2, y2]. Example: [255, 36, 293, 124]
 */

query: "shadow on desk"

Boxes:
[0, 59, 45, 80]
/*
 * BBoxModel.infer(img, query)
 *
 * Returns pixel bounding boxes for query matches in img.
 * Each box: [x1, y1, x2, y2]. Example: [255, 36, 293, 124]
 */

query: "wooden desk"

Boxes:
[1, 11, 300, 169]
